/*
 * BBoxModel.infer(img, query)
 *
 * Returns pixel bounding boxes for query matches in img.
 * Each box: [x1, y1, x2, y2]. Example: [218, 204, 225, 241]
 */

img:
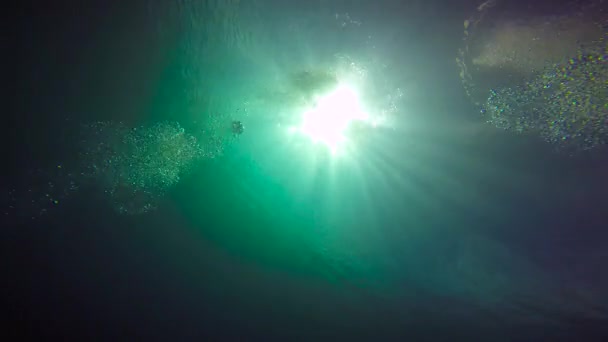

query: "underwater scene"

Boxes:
[5, 0, 608, 340]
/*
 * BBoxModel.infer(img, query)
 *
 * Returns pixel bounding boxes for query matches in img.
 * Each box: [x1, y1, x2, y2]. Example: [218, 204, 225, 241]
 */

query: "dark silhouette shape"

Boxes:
[232, 120, 244, 136]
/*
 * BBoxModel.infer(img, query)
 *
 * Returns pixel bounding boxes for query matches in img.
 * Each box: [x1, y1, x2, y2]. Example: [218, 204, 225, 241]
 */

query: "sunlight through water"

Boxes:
[294, 85, 370, 153]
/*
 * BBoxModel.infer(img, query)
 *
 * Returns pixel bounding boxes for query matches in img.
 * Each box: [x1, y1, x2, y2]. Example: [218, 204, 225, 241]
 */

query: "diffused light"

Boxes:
[299, 85, 368, 151]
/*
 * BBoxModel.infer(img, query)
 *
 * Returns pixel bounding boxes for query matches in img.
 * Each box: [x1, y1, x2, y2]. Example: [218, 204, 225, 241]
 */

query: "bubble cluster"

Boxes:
[3, 120, 228, 221]
[457, 0, 607, 152]
[79, 121, 203, 215]
[485, 53, 607, 151]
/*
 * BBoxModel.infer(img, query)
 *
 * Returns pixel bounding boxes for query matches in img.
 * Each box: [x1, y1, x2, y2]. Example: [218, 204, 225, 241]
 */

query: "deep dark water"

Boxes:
[4, 147, 608, 341]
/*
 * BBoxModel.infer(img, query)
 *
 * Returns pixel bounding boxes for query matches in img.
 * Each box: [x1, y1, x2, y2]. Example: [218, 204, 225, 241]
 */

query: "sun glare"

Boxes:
[298, 85, 368, 151]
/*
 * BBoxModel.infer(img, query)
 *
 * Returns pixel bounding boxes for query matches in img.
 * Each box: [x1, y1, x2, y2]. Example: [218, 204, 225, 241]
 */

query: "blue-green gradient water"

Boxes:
[5, 0, 608, 340]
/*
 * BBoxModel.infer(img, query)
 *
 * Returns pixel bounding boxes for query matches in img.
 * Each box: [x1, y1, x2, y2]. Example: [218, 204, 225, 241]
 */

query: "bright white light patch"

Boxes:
[299, 85, 367, 150]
